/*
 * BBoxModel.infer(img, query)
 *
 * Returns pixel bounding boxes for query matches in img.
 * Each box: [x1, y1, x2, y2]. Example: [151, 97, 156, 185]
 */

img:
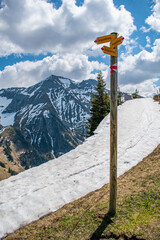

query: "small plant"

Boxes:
[0, 161, 5, 168]
[3, 140, 13, 162]
[8, 167, 17, 176]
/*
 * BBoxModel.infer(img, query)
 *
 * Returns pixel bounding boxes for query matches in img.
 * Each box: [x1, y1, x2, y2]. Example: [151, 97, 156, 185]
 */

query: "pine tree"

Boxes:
[117, 87, 123, 105]
[87, 71, 110, 136]
[132, 89, 139, 99]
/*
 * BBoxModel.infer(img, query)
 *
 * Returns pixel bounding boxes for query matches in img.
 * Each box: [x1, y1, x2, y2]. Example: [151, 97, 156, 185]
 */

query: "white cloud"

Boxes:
[0, 54, 106, 88]
[145, 36, 151, 48]
[122, 37, 138, 56]
[1, 39, 160, 97]
[1, 0, 159, 98]
[118, 39, 160, 96]
[140, 26, 151, 33]
[120, 79, 158, 98]
[145, 0, 160, 32]
[0, 0, 136, 56]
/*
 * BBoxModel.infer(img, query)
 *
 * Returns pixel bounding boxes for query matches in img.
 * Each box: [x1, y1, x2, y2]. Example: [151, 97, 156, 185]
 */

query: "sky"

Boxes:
[0, 0, 160, 97]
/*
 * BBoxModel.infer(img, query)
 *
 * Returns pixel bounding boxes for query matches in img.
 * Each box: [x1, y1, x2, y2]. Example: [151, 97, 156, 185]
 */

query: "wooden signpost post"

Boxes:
[94, 32, 124, 215]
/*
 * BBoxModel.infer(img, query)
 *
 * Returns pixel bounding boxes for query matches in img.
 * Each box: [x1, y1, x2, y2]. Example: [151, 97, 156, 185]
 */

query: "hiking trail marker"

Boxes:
[94, 33, 115, 45]
[101, 46, 118, 57]
[94, 32, 124, 215]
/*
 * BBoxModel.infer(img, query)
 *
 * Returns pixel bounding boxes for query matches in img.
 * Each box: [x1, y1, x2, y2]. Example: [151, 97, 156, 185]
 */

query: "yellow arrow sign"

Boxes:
[101, 46, 118, 57]
[110, 36, 124, 48]
[94, 33, 115, 44]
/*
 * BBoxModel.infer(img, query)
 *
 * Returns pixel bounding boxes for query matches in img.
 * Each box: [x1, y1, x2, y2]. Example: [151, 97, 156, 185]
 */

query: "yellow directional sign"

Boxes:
[94, 33, 115, 44]
[101, 46, 118, 57]
[110, 36, 124, 48]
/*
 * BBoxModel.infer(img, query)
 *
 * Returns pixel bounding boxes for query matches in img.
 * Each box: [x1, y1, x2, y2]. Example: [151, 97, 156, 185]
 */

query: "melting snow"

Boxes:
[18, 103, 46, 127]
[43, 110, 50, 118]
[0, 97, 16, 126]
[0, 98, 160, 238]
[59, 78, 71, 88]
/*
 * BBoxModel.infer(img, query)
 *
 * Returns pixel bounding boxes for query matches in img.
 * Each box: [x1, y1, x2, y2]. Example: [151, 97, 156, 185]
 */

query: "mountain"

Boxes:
[0, 98, 159, 238]
[0, 74, 135, 172]
[0, 75, 97, 170]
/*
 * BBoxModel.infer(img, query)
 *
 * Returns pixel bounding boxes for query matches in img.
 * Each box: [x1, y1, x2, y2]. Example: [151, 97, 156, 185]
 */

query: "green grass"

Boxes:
[34, 175, 160, 240]
[33, 190, 160, 240]
[107, 190, 160, 238]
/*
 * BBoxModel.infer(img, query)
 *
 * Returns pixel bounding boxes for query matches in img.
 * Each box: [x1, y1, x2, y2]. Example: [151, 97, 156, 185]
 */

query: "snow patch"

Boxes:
[48, 133, 56, 159]
[22, 86, 41, 97]
[59, 78, 71, 88]
[0, 97, 16, 126]
[43, 110, 50, 118]
[0, 112, 16, 127]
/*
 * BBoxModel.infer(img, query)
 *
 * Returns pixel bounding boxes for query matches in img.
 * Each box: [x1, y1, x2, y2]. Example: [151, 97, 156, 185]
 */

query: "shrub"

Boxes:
[153, 94, 160, 103]
[0, 161, 5, 168]
[8, 167, 17, 176]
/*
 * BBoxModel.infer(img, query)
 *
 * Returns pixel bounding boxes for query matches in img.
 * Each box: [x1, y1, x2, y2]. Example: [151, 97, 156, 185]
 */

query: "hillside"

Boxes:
[0, 126, 50, 181]
[3, 144, 160, 240]
[0, 76, 98, 162]
[0, 75, 98, 177]
[0, 98, 159, 239]
[0, 127, 24, 180]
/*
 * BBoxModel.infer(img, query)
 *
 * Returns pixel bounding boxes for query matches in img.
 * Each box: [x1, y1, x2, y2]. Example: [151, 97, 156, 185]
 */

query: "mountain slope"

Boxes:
[3, 144, 160, 240]
[0, 98, 159, 238]
[0, 74, 133, 168]
[0, 76, 97, 164]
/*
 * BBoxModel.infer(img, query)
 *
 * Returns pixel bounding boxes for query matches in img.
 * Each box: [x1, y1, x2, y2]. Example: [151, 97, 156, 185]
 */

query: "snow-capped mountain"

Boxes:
[0, 75, 97, 160]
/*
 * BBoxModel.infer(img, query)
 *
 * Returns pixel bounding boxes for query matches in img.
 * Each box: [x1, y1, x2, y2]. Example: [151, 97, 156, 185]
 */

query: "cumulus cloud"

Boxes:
[120, 79, 158, 98]
[1, 38, 159, 96]
[118, 39, 160, 96]
[1, 0, 159, 97]
[145, 0, 160, 32]
[0, 0, 136, 56]
[0, 54, 106, 88]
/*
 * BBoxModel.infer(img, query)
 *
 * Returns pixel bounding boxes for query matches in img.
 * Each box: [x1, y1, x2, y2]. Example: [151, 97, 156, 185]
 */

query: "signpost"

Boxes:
[94, 32, 124, 215]
[101, 46, 118, 57]
[94, 33, 115, 44]
[110, 36, 124, 48]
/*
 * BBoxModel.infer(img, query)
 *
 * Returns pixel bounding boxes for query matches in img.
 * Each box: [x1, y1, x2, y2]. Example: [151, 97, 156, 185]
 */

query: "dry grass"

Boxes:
[0, 142, 24, 181]
[3, 144, 160, 240]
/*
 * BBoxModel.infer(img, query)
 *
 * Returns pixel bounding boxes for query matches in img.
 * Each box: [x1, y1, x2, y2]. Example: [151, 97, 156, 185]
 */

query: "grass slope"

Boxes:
[0, 128, 24, 181]
[3, 145, 160, 240]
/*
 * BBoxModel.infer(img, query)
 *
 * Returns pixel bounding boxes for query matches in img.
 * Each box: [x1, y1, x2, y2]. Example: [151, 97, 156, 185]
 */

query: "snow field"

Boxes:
[0, 98, 160, 238]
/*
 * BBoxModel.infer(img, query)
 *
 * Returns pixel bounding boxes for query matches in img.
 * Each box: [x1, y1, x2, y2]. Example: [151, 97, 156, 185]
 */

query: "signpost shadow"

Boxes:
[89, 212, 114, 240]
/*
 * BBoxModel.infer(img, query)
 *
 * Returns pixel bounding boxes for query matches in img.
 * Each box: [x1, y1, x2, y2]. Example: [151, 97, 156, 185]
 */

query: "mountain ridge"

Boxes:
[0, 75, 98, 171]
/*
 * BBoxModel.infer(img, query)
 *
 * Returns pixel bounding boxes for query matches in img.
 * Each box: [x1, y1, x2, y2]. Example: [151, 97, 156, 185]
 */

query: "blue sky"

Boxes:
[0, 0, 160, 97]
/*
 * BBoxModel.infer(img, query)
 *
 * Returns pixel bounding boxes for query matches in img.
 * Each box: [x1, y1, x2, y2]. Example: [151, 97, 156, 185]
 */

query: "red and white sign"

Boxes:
[110, 63, 117, 74]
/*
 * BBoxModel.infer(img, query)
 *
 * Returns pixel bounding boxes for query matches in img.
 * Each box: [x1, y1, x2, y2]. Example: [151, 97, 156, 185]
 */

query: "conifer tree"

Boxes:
[132, 89, 139, 99]
[87, 71, 110, 136]
[117, 87, 123, 105]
